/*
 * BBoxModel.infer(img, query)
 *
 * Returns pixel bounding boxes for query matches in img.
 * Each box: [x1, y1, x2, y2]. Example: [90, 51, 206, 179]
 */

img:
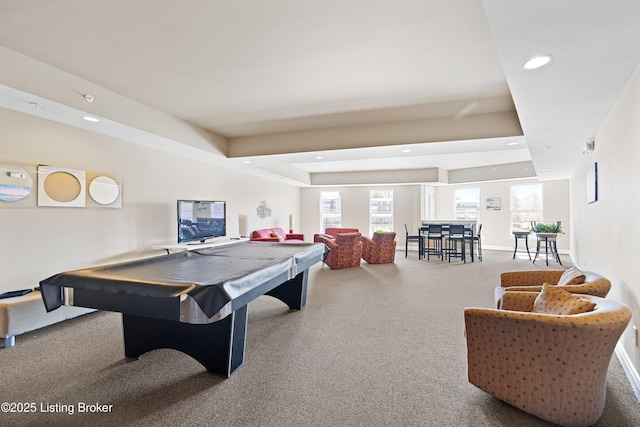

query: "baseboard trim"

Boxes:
[615, 343, 640, 401]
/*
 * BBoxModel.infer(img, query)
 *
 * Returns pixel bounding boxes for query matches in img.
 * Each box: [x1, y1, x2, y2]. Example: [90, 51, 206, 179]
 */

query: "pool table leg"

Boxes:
[266, 269, 308, 310]
[122, 305, 248, 377]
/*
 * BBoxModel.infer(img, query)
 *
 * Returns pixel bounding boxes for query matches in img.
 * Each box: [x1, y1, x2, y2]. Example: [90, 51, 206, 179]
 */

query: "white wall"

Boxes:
[0, 107, 300, 294]
[570, 64, 640, 378]
[300, 179, 570, 252]
[435, 179, 570, 251]
[300, 186, 418, 241]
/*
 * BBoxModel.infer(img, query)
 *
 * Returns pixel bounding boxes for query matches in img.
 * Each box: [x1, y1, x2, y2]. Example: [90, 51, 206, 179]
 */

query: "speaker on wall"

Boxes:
[238, 214, 249, 238]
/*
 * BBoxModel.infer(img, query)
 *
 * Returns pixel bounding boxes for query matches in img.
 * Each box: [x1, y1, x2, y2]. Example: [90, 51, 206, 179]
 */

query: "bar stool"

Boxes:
[423, 224, 443, 260]
[512, 230, 531, 260]
[404, 224, 422, 258]
[467, 224, 482, 262]
[444, 224, 466, 263]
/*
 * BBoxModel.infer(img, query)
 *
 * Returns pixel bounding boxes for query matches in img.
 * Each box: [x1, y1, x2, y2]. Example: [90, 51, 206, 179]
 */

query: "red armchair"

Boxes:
[361, 232, 397, 264]
[316, 232, 362, 269]
[313, 227, 359, 242]
[250, 227, 305, 242]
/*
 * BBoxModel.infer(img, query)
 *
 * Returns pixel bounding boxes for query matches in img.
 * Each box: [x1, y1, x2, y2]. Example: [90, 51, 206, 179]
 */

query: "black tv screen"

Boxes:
[177, 200, 226, 243]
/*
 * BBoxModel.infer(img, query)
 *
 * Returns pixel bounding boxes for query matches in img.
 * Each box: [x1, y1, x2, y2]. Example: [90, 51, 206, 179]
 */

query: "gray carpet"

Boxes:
[1, 250, 639, 426]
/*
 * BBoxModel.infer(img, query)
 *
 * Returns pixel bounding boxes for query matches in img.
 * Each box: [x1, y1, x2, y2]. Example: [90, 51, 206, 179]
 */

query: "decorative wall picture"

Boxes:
[485, 197, 501, 210]
[0, 164, 33, 202]
[87, 172, 122, 208]
[37, 165, 86, 207]
[586, 162, 598, 204]
[256, 200, 272, 219]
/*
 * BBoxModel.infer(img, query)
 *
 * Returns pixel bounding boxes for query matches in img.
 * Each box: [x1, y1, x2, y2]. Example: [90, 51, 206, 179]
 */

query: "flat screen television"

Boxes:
[177, 200, 226, 244]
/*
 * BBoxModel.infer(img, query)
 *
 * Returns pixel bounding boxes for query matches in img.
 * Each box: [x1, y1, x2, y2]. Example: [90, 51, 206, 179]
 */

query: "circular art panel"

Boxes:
[0, 164, 33, 202]
[43, 171, 82, 202]
[37, 165, 86, 207]
[89, 175, 120, 205]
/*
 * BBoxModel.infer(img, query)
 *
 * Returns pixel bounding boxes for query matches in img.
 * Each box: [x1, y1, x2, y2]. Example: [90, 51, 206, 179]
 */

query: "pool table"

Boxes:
[40, 241, 325, 377]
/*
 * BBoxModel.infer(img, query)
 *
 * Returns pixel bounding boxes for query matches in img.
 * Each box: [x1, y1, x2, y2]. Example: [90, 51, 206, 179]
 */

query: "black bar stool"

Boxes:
[404, 224, 422, 258]
[444, 224, 466, 263]
[423, 224, 443, 260]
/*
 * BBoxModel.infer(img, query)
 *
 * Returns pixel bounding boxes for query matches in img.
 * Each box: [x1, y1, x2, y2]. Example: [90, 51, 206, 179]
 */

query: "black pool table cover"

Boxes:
[40, 241, 325, 320]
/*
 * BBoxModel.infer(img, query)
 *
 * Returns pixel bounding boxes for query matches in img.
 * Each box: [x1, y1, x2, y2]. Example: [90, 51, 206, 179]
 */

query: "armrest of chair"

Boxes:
[499, 291, 539, 312]
[503, 280, 610, 298]
[499, 270, 564, 287]
[560, 282, 611, 298]
[503, 285, 543, 292]
[360, 236, 374, 257]
[315, 235, 337, 250]
[465, 304, 600, 342]
[360, 236, 375, 245]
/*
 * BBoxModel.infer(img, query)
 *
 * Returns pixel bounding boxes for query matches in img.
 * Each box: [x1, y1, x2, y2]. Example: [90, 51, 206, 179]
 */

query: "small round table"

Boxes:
[512, 231, 531, 260]
[533, 232, 562, 266]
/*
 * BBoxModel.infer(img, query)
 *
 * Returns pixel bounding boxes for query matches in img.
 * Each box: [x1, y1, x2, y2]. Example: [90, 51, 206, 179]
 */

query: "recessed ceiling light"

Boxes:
[315, 156, 325, 160]
[401, 149, 411, 153]
[523, 55, 552, 70]
[82, 116, 99, 122]
[506, 142, 519, 146]
[243, 160, 251, 164]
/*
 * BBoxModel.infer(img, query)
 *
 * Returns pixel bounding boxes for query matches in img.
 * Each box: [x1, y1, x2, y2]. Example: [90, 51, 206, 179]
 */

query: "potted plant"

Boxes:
[530, 222, 563, 234]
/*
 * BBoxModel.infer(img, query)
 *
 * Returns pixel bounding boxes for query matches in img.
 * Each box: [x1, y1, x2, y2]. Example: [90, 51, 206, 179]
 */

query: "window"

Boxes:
[369, 190, 393, 234]
[510, 184, 543, 231]
[454, 188, 479, 220]
[320, 191, 341, 230]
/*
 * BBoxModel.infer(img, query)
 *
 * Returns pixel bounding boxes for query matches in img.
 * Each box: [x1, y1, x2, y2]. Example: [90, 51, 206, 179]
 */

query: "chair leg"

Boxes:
[552, 240, 562, 265]
[533, 239, 541, 264]
[461, 239, 467, 263]
[427, 238, 442, 260]
[447, 238, 466, 263]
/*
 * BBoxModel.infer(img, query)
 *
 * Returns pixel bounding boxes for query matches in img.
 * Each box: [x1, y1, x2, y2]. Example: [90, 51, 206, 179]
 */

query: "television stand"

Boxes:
[152, 237, 249, 254]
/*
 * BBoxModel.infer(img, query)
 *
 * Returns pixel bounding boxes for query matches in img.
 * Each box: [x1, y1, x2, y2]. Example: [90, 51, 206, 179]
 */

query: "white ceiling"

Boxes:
[1, 0, 639, 186]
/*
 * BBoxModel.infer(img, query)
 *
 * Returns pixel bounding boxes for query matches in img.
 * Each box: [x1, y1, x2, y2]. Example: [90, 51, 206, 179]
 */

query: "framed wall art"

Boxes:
[37, 165, 86, 207]
[486, 197, 501, 210]
[586, 162, 598, 204]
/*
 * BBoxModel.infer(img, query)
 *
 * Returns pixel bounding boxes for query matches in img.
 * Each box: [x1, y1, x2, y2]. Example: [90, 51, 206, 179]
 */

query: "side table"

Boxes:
[512, 231, 531, 260]
[533, 232, 562, 266]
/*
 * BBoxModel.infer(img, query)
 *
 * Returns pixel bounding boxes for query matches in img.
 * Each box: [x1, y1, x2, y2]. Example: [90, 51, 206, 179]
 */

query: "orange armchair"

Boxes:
[316, 232, 362, 269]
[465, 291, 631, 426]
[494, 268, 611, 308]
[361, 232, 396, 264]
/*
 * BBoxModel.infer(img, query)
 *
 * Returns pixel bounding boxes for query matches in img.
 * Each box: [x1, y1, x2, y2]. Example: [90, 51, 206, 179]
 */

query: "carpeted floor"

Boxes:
[1, 249, 639, 426]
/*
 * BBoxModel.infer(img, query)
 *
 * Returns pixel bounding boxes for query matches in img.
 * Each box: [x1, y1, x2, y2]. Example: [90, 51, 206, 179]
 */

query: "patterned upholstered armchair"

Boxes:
[465, 289, 631, 427]
[361, 232, 396, 264]
[495, 267, 611, 308]
[313, 227, 360, 242]
[315, 232, 362, 269]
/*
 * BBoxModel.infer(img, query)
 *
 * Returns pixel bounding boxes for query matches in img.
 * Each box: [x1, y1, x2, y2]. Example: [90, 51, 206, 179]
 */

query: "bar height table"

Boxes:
[512, 230, 531, 260]
[533, 232, 562, 266]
